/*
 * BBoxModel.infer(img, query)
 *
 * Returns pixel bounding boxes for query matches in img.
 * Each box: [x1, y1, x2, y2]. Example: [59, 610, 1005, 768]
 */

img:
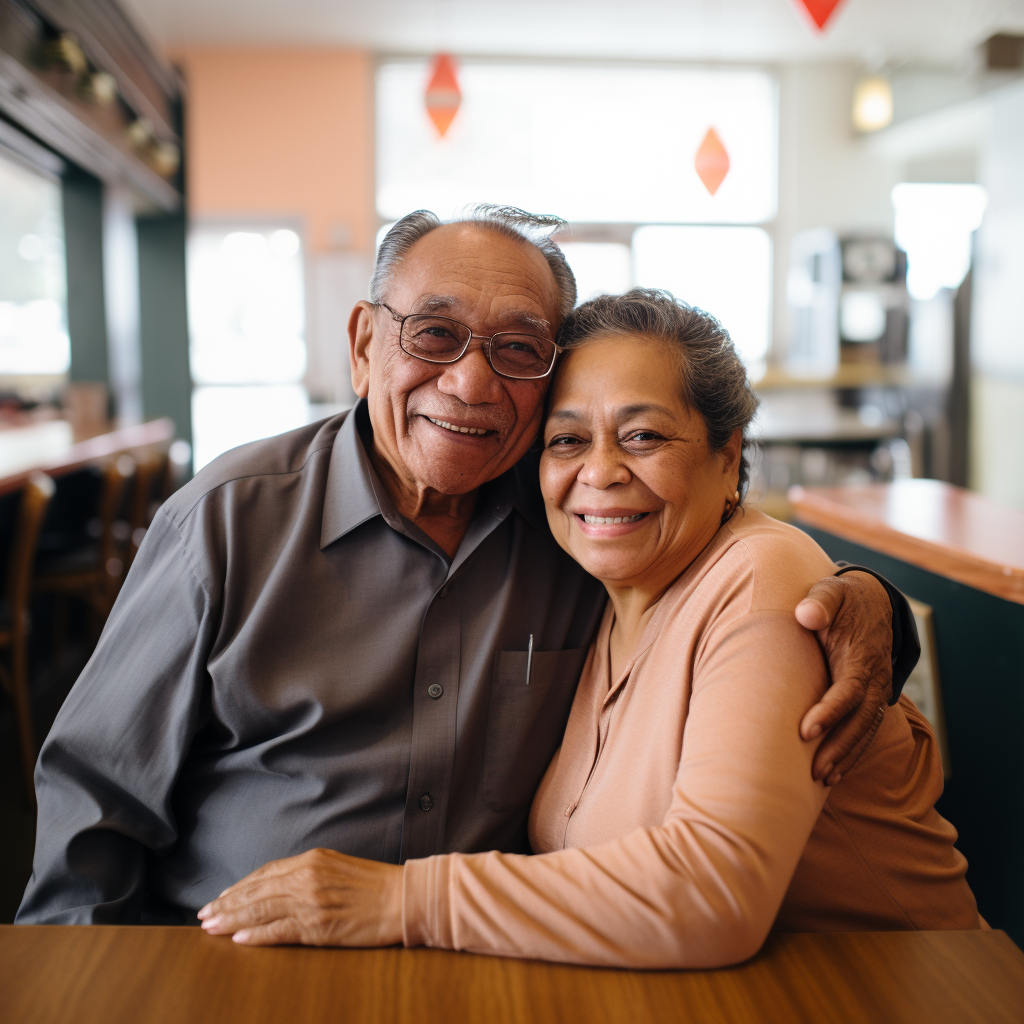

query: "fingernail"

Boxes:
[807, 724, 822, 739]
[821, 763, 833, 778]
[197, 905, 211, 919]
[202, 916, 222, 931]
[218, 889, 230, 898]
[826, 772, 842, 786]
[233, 930, 251, 943]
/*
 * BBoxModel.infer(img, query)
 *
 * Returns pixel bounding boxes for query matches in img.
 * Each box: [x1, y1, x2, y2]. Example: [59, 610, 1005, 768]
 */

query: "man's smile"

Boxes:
[424, 415, 496, 437]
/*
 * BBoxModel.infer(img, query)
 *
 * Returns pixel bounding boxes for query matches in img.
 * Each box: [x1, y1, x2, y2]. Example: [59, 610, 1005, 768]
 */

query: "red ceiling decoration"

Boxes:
[795, 0, 844, 31]
[694, 128, 730, 196]
[425, 54, 462, 138]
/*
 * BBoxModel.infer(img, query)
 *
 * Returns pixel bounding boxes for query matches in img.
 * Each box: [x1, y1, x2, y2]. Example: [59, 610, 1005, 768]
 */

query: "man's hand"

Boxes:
[198, 848, 403, 947]
[795, 571, 893, 786]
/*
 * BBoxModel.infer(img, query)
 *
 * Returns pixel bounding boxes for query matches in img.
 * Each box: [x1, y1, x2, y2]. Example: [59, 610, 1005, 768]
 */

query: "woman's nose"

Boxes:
[578, 443, 630, 489]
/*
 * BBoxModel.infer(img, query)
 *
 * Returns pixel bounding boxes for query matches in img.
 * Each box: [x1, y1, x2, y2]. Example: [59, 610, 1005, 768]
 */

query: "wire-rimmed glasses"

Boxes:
[376, 303, 561, 380]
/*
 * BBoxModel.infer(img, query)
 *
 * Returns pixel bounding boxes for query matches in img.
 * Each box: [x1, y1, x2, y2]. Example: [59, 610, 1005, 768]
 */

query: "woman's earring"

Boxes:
[721, 489, 741, 524]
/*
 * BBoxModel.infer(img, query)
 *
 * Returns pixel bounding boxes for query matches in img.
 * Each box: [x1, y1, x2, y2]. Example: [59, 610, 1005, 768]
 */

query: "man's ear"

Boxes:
[349, 301, 375, 398]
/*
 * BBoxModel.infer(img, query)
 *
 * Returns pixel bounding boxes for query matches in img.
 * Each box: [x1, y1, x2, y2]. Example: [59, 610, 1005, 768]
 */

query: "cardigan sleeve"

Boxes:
[402, 610, 830, 968]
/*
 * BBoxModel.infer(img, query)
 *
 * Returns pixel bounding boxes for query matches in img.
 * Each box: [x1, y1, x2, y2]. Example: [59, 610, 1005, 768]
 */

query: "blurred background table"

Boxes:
[2, 926, 1023, 1024]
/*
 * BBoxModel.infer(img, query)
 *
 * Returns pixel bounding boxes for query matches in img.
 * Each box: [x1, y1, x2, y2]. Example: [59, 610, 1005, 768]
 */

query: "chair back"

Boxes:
[6, 474, 56, 620]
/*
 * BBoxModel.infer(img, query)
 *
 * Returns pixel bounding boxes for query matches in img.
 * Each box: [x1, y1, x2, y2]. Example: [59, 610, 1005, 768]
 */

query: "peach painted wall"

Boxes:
[172, 48, 375, 254]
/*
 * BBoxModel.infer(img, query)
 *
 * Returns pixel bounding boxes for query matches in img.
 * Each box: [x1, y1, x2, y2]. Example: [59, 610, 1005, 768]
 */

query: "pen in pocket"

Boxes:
[526, 634, 534, 685]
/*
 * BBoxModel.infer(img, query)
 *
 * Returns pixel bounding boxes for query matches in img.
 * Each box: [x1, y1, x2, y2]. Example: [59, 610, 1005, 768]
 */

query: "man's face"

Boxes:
[350, 224, 562, 500]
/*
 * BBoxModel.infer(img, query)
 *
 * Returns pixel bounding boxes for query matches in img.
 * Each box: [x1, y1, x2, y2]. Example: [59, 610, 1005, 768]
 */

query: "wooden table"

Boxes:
[0, 418, 176, 497]
[2, 926, 1023, 1024]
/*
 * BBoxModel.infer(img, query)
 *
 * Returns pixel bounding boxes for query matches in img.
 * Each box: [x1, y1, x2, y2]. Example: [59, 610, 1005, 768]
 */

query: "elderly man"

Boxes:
[18, 206, 913, 928]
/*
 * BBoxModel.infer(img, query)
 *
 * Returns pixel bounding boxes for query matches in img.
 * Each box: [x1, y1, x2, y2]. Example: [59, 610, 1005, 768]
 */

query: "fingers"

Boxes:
[233, 917, 302, 946]
[800, 672, 863, 741]
[811, 703, 886, 784]
[795, 576, 846, 631]
[201, 894, 293, 935]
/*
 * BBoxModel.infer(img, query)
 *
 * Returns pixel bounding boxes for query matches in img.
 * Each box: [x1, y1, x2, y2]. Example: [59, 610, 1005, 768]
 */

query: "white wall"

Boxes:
[773, 62, 906, 358]
[970, 79, 1024, 510]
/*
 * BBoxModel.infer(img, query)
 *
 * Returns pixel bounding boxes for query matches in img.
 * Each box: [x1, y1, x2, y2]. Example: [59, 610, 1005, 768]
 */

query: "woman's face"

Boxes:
[540, 333, 741, 590]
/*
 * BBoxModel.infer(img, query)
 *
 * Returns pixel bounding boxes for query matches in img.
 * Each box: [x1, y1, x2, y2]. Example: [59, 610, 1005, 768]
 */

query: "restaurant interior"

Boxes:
[2, 0, 1024, 1018]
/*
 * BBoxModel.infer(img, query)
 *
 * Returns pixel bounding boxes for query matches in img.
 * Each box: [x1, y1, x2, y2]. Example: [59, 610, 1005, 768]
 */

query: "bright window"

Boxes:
[0, 151, 69, 375]
[632, 225, 772, 367]
[187, 223, 309, 470]
[377, 63, 777, 224]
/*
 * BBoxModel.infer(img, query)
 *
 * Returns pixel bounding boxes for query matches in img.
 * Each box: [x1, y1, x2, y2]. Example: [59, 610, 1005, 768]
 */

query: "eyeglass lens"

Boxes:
[401, 315, 555, 379]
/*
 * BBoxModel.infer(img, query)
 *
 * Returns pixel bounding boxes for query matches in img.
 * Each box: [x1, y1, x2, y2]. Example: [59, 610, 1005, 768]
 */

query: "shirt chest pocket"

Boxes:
[481, 647, 589, 813]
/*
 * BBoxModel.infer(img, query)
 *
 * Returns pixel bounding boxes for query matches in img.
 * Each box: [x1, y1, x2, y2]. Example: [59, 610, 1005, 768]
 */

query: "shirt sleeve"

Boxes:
[401, 610, 830, 968]
[16, 506, 218, 924]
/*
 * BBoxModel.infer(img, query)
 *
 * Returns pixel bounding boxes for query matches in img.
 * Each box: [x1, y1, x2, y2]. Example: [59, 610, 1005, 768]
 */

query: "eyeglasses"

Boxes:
[375, 303, 561, 380]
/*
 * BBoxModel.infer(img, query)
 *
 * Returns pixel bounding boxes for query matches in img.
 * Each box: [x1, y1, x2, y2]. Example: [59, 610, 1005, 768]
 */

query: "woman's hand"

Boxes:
[198, 848, 403, 947]
[795, 571, 893, 786]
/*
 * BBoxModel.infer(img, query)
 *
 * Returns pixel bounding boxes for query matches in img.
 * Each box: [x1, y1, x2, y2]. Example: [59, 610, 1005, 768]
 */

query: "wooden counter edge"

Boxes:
[788, 485, 1024, 606]
[0, 418, 176, 498]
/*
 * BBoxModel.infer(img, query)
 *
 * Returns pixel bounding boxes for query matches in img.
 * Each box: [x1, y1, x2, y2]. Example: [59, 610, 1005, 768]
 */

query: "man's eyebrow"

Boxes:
[496, 309, 552, 335]
[409, 296, 551, 335]
[411, 294, 461, 315]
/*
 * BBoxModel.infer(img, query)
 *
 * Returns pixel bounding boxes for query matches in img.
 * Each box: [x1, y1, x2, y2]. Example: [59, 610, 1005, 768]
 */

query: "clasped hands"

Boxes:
[200, 570, 893, 948]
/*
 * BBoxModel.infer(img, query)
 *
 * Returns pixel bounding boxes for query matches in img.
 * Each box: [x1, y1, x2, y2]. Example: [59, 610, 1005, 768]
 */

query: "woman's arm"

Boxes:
[202, 609, 829, 968]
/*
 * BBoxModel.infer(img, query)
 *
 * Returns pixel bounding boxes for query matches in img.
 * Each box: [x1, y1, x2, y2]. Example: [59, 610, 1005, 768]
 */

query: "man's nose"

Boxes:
[435, 345, 504, 405]
[578, 441, 631, 490]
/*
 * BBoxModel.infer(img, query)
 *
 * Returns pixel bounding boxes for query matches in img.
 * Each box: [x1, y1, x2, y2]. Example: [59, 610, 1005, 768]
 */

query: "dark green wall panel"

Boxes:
[136, 210, 191, 447]
[61, 167, 109, 386]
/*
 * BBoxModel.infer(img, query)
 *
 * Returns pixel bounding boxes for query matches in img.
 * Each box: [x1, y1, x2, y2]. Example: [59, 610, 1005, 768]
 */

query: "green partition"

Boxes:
[797, 525, 1024, 947]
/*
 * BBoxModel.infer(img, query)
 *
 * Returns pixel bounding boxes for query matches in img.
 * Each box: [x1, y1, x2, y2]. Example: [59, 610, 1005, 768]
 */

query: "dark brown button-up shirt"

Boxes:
[18, 403, 606, 924]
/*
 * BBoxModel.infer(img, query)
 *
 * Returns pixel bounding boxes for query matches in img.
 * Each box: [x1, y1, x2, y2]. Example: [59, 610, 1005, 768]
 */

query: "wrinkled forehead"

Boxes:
[387, 223, 562, 331]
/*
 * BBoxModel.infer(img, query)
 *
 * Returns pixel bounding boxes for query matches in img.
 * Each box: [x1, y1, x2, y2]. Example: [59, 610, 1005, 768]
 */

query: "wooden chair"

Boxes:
[0, 473, 56, 804]
[125, 447, 168, 567]
[34, 457, 133, 632]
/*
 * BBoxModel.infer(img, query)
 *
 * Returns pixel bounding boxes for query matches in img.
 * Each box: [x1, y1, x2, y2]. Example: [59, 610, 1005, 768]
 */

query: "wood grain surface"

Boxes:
[2, 926, 1023, 1024]
[789, 480, 1024, 604]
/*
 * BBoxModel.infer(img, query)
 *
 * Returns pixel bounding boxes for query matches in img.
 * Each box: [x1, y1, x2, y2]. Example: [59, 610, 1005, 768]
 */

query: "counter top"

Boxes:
[789, 479, 1024, 604]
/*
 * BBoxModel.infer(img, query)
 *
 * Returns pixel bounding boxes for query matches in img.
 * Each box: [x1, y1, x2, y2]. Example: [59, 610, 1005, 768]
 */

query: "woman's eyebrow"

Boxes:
[546, 403, 677, 423]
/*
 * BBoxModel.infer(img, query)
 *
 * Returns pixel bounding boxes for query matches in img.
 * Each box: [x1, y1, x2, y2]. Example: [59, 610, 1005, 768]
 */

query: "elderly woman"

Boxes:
[202, 290, 979, 967]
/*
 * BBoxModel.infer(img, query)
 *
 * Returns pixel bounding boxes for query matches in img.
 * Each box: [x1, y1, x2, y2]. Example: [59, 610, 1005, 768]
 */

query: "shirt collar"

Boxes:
[320, 398, 550, 551]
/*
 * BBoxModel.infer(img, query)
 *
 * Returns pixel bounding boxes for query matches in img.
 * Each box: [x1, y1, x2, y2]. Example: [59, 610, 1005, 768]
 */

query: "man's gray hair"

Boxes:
[369, 204, 577, 322]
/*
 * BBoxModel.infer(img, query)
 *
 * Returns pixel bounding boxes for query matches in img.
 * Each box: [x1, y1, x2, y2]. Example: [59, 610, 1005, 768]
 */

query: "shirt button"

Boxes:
[419, 793, 434, 812]
[427, 683, 443, 699]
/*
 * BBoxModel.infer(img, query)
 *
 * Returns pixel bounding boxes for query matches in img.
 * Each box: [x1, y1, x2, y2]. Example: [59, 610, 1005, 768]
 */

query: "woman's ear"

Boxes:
[349, 301, 375, 399]
[721, 428, 743, 488]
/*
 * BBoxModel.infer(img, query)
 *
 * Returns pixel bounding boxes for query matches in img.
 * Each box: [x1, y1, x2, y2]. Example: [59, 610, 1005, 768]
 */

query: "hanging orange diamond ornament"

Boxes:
[794, 0, 844, 31]
[425, 54, 461, 138]
[694, 127, 730, 196]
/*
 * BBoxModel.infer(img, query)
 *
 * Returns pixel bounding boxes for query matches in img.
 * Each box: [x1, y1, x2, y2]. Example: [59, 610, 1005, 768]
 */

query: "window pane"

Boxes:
[0, 152, 69, 374]
[187, 224, 306, 386]
[632, 225, 772, 367]
[559, 243, 632, 304]
[192, 384, 310, 471]
[377, 63, 777, 224]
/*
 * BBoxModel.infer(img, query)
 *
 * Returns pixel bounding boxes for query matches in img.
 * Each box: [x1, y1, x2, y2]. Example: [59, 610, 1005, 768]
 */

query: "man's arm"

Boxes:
[16, 508, 215, 924]
[795, 566, 920, 786]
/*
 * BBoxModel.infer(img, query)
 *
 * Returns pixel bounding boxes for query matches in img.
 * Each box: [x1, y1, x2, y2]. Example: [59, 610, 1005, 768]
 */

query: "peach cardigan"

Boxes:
[402, 510, 979, 968]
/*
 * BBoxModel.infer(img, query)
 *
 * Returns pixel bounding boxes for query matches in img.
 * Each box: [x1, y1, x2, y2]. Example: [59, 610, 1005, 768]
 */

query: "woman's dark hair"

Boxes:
[555, 288, 760, 499]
